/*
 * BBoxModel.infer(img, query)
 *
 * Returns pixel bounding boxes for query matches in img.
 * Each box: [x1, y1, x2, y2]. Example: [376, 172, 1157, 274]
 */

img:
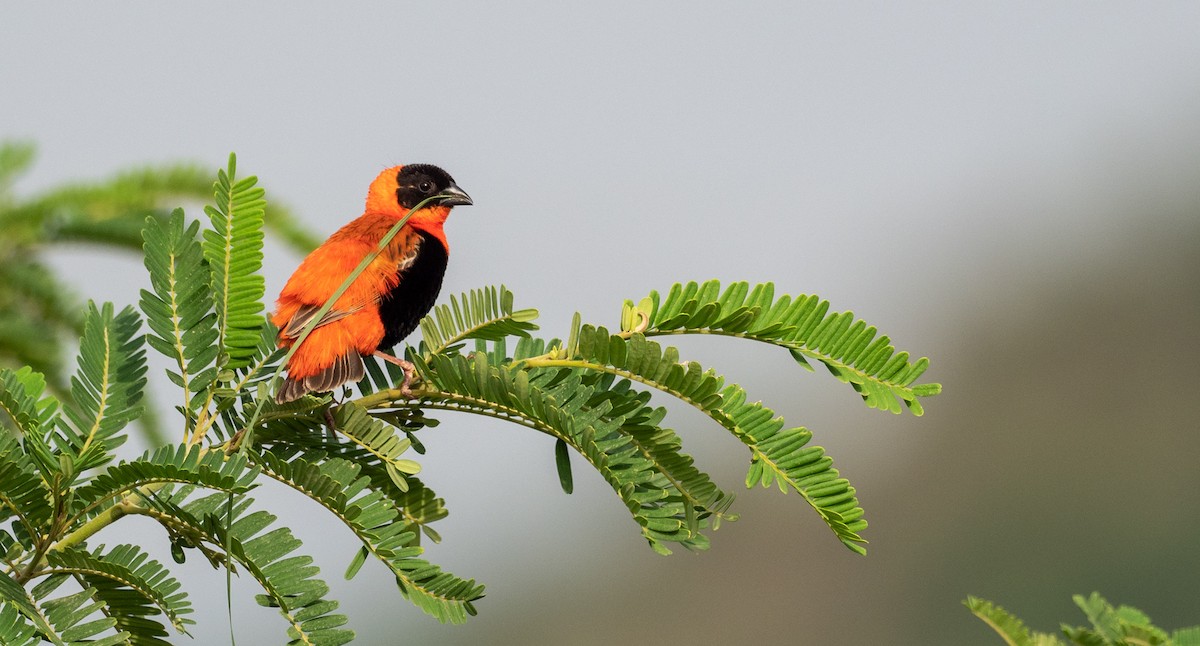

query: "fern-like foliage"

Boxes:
[140, 208, 219, 427]
[50, 303, 146, 479]
[202, 154, 266, 371]
[0, 572, 57, 642]
[252, 452, 483, 624]
[188, 495, 354, 646]
[967, 593, 1200, 646]
[966, 596, 1049, 646]
[254, 423, 450, 547]
[1, 351, 63, 487]
[417, 285, 539, 355]
[30, 574, 127, 645]
[0, 141, 319, 446]
[568, 325, 866, 551]
[47, 544, 193, 640]
[0, 601, 39, 646]
[70, 445, 259, 523]
[0, 141, 317, 254]
[359, 280, 939, 556]
[0, 366, 57, 446]
[142, 488, 353, 646]
[330, 403, 422, 490]
[403, 349, 726, 554]
[0, 155, 942, 642]
[0, 452, 52, 541]
[625, 280, 942, 414]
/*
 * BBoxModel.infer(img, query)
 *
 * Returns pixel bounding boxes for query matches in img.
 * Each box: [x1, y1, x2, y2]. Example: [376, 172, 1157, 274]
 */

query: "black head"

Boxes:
[395, 164, 472, 209]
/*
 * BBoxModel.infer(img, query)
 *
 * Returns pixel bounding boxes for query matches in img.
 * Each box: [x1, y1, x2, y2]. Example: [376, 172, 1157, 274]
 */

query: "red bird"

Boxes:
[272, 165, 472, 403]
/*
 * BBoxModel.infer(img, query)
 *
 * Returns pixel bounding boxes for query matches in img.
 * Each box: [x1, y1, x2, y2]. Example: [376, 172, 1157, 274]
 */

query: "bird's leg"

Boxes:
[374, 352, 417, 397]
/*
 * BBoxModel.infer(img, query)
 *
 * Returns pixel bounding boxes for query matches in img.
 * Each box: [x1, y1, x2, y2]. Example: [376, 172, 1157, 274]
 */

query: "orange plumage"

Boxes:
[272, 165, 472, 403]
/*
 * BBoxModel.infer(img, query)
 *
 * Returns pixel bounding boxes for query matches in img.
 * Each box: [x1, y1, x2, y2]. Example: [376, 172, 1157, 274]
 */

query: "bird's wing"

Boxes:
[275, 347, 366, 403]
[274, 221, 427, 338]
[274, 230, 423, 339]
[279, 302, 368, 339]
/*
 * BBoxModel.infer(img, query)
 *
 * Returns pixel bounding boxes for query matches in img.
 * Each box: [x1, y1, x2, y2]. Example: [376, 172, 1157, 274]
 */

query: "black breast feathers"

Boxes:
[376, 230, 448, 350]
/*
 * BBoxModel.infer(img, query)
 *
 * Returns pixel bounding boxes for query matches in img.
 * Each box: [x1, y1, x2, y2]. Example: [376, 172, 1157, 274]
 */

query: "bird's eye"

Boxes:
[419, 181, 433, 193]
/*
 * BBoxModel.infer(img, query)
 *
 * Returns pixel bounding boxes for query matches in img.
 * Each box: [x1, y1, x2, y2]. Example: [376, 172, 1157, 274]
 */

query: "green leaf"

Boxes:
[419, 525, 442, 544]
[50, 302, 146, 478]
[253, 420, 451, 549]
[0, 366, 59, 477]
[202, 153, 266, 371]
[0, 572, 62, 644]
[0, 601, 39, 646]
[140, 209, 218, 427]
[384, 462, 410, 493]
[48, 544, 193, 642]
[250, 452, 483, 625]
[636, 280, 941, 415]
[391, 459, 421, 475]
[547, 326, 866, 552]
[332, 402, 420, 479]
[0, 145, 313, 256]
[418, 285, 539, 357]
[343, 546, 369, 581]
[57, 454, 75, 481]
[398, 350, 727, 554]
[34, 575, 128, 646]
[554, 438, 573, 495]
[1062, 592, 1170, 645]
[166, 491, 354, 645]
[0, 446, 54, 538]
[1072, 592, 1123, 643]
[71, 444, 259, 524]
[964, 595, 1042, 646]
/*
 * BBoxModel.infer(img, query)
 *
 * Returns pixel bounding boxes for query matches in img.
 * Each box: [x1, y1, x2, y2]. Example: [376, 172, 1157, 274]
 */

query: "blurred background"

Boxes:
[3, 3, 1199, 643]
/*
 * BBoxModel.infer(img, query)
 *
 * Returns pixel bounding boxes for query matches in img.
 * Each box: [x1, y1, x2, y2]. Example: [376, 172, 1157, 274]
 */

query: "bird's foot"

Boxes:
[374, 352, 417, 398]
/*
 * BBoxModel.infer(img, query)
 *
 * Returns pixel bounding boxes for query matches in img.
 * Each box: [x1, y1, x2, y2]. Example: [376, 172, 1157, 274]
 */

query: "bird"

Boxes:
[271, 164, 472, 404]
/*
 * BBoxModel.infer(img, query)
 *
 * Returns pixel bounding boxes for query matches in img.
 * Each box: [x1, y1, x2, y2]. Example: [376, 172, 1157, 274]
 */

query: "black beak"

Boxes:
[437, 183, 473, 206]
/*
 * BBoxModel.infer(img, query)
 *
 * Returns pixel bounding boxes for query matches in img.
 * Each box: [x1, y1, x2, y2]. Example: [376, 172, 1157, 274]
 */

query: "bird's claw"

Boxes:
[399, 362, 416, 398]
[373, 351, 419, 398]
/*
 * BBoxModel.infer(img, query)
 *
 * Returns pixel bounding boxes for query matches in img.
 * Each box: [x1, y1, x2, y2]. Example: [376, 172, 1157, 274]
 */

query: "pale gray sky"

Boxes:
[5, 3, 1200, 644]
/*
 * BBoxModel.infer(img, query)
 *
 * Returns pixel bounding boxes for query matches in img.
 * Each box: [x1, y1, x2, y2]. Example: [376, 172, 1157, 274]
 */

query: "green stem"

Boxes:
[16, 477, 65, 583]
[357, 388, 552, 438]
[190, 345, 278, 444]
[52, 498, 137, 553]
[352, 384, 437, 411]
[50, 447, 220, 558]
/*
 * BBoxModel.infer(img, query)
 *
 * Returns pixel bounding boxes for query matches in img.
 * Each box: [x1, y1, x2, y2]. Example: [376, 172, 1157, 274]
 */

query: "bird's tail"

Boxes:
[275, 349, 366, 404]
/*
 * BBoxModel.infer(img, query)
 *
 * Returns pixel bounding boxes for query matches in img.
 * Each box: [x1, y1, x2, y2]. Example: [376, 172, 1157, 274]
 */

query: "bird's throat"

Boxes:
[406, 208, 451, 254]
